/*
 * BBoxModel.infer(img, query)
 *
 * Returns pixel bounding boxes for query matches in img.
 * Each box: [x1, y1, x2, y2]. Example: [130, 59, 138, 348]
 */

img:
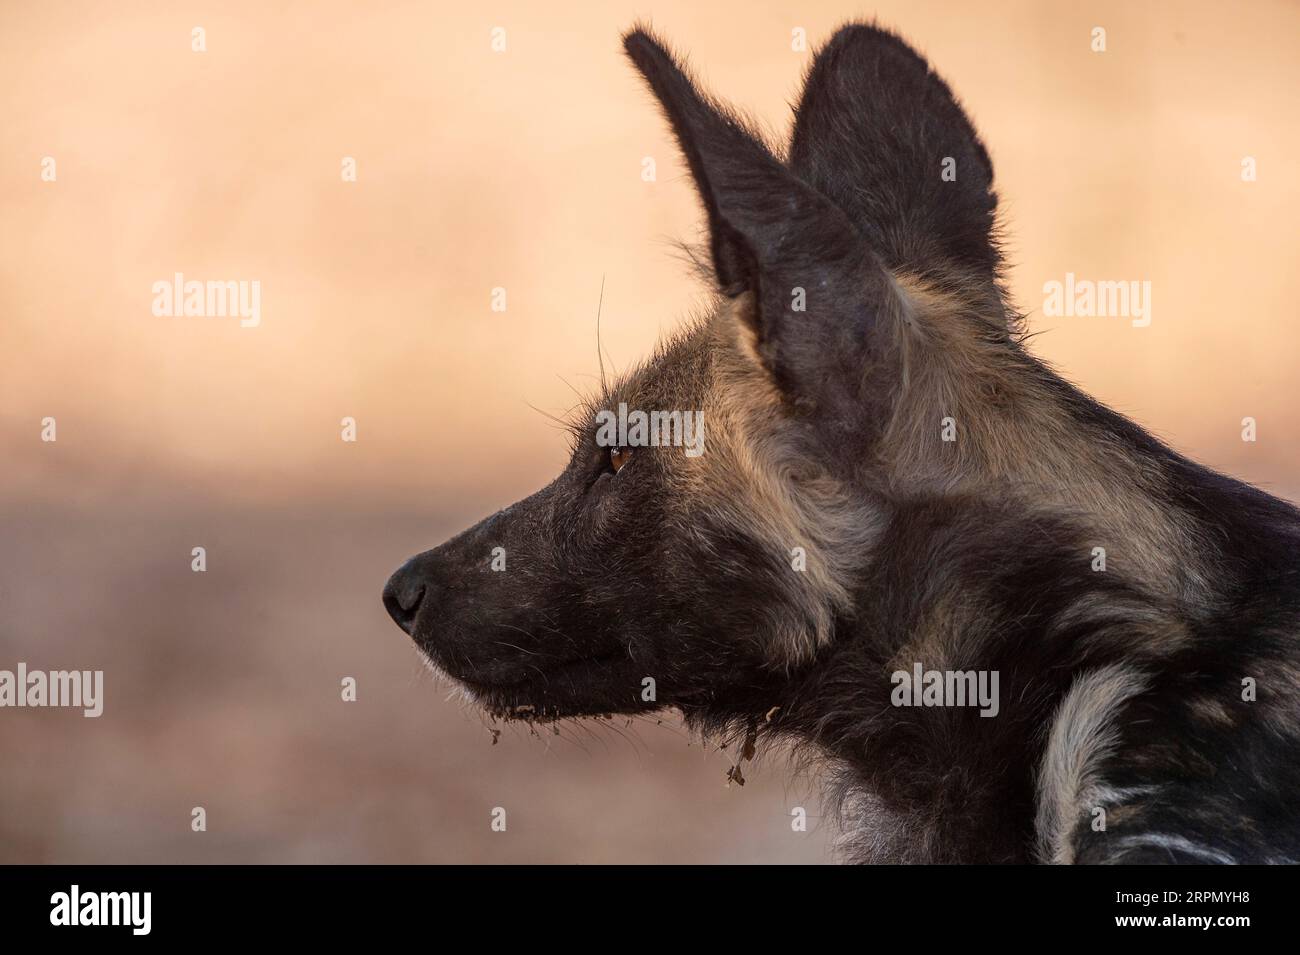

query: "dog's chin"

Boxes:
[427, 647, 655, 721]
[464, 682, 627, 721]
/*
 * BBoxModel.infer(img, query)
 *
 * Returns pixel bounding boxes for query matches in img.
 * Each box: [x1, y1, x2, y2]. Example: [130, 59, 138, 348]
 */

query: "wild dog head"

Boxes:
[383, 23, 1005, 722]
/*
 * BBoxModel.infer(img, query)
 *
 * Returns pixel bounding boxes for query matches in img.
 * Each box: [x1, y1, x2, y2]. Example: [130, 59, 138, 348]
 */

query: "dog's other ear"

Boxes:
[790, 23, 999, 283]
[624, 26, 900, 431]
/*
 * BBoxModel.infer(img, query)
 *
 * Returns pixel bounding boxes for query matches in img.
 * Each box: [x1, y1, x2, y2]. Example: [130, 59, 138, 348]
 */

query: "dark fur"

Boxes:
[385, 23, 1300, 863]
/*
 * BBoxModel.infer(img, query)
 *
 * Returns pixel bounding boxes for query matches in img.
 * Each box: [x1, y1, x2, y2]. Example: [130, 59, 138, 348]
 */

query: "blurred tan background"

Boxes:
[1, 0, 1297, 862]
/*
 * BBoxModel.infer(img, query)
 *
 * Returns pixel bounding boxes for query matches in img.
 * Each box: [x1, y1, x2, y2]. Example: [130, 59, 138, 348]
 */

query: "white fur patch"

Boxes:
[1035, 664, 1148, 863]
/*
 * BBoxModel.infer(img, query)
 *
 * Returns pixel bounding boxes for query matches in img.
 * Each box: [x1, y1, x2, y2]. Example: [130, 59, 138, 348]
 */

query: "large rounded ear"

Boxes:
[790, 23, 1000, 283]
[624, 27, 901, 434]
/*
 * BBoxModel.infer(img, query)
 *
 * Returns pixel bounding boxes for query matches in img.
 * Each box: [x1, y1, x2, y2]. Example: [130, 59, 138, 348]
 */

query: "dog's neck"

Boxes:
[878, 279, 1214, 609]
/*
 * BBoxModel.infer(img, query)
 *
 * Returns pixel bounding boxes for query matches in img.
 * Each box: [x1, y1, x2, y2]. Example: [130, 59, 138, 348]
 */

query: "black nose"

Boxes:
[383, 559, 427, 634]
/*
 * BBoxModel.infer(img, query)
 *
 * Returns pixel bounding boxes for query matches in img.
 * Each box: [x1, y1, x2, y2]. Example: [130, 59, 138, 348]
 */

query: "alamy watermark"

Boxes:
[0, 663, 103, 717]
[152, 272, 261, 327]
[891, 663, 999, 717]
[50, 885, 150, 935]
[595, 402, 705, 457]
[1042, 272, 1151, 328]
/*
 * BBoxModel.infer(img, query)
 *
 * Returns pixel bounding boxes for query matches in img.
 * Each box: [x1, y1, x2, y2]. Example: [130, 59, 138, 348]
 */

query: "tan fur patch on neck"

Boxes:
[883, 273, 1212, 609]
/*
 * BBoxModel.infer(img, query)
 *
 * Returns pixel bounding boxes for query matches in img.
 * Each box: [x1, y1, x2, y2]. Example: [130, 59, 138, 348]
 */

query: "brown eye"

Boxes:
[609, 446, 633, 474]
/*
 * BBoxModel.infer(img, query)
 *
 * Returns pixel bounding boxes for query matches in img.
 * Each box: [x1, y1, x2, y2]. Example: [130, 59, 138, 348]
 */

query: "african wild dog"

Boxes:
[384, 23, 1300, 863]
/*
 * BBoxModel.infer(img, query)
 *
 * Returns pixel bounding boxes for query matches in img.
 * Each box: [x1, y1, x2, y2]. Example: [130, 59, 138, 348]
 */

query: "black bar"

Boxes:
[0, 865, 1279, 941]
